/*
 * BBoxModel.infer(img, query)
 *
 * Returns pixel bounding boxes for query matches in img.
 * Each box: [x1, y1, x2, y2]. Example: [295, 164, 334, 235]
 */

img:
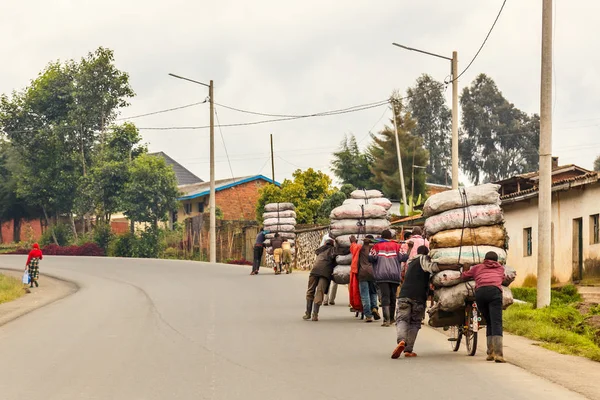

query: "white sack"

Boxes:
[502, 286, 514, 309]
[429, 246, 506, 265]
[423, 183, 501, 217]
[503, 266, 517, 287]
[263, 239, 295, 247]
[263, 217, 296, 226]
[263, 210, 297, 219]
[424, 204, 504, 236]
[431, 270, 463, 288]
[332, 265, 350, 285]
[343, 197, 392, 210]
[350, 189, 384, 199]
[265, 203, 295, 212]
[435, 281, 476, 312]
[266, 232, 296, 240]
[330, 219, 390, 236]
[336, 254, 353, 265]
[330, 204, 388, 220]
[264, 224, 296, 233]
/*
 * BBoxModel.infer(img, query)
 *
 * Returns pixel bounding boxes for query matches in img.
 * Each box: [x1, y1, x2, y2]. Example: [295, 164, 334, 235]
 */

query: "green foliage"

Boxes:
[511, 285, 582, 307]
[137, 227, 163, 258]
[331, 135, 377, 190]
[368, 97, 428, 202]
[316, 189, 350, 225]
[406, 74, 451, 185]
[93, 222, 114, 251]
[460, 74, 539, 184]
[594, 155, 600, 172]
[256, 168, 334, 224]
[0, 274, 25, 305]
[39, 223, 73, 247]
[108, 232, 138, 258]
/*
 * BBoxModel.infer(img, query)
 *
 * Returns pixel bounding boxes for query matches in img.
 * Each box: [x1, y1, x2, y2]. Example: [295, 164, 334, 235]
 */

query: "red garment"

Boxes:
[461, 259, 504, 290]
[349, 271, 363, 312]
[26, 243, 43, 266]
[350, 242, 361, 274]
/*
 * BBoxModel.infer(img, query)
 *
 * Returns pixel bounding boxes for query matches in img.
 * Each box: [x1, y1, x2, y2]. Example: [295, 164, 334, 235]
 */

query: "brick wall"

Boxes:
[215, 179, 268, 220]
[1, 219, 43, 243]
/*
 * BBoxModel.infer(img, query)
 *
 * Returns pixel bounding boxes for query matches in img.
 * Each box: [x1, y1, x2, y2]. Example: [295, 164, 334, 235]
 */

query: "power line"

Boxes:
[116, 100, 207, 121]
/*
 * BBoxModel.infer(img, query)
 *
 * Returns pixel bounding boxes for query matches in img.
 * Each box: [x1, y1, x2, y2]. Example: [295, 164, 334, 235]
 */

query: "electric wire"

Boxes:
[116, 99, 207, 121]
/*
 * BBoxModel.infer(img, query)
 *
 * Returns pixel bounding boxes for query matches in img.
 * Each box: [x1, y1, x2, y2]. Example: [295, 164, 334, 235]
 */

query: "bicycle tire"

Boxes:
[448, 326, 462, 352]
[465, 330, 478, 356]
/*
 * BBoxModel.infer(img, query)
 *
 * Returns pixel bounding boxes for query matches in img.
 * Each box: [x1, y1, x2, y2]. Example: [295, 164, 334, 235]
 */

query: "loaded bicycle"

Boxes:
[446, 300, 484, 356]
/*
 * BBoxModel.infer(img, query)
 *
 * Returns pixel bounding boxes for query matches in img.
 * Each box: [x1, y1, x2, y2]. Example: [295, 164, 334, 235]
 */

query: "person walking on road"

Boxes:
[26, 243, 43, 288]
[369, 230, 408, 327]
[251, 227, 269, 275]
[321, 230, 338, 306]
[303, 239, 337, 321]
[281, 239, 293, 274]
[353, 235, 380, 323]
[271, 233, 284, 275]
[391, 246, 433, 359]
[461, 251, 507, 363]
[405, 227, 429, 260]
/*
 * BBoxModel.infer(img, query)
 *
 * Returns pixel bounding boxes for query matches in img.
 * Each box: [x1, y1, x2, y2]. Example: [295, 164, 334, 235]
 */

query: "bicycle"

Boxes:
[447, 301, 482, 356]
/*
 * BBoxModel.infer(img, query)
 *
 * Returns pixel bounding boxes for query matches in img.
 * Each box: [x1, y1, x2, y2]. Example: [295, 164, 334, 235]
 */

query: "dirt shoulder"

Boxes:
[0, 268, 78, 327]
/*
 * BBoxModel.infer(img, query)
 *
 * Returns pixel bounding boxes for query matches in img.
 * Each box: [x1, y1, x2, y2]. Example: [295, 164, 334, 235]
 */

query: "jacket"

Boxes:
[461, 259, 504, 290]
[26, 243, 43, 266]
[310, 243, 337, 279]
[350, 242, 361, 274]
[399, 255, 431, 303]
[406, 235, 429, 259]
[255, 231, 267, 247]
[357, 243, 375, 282]
[369, 240, 408, 283]
[271, 237, 283, 249]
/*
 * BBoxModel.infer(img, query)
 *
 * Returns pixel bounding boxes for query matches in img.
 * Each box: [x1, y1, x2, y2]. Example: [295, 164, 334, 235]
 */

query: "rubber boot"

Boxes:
[372, 308, 381, 321]
[382, 306, 390, 327]
[486, 336, 495, 361]
[389, 305, 396, 325]
[303, 300, 313, 320]
[493, 336, 506, 363]
[312, 303, 320, 321]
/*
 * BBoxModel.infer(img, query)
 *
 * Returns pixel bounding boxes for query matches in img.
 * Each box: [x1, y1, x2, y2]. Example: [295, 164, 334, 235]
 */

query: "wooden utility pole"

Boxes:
[209, 80, 216, 264]
[537, 0, 553, 308]
[391, 102, 408, 213]
[451, 51, 459, 189]
[270, 134, 275, 184]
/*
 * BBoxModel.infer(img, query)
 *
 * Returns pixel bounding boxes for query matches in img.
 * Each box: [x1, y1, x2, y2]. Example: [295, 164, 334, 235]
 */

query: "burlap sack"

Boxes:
[343, 197, 392, 210]
[336, 254, 353, 265]
[435, 281, 476, 311]
[503, 265, 517, 286]
[266, 232, 296, 240]
[330, 218, 390, 236]
[350, 189, 384, 199]
[263, 217, 296, 226]
[429, 225, 506, 249]
[429, 246, 506, 265]
[263, 224, 296, 233]
[330, 204, 388, 220]
[423, 183, 501, 217]
[265, 203, 295, 212]
[502, 286, 514, 309]
[424, 204, 504, 236]
[263, 210, 297, 219]
[332, 265, 350, 285]
[431, 270, 463, 288]
[428, 308, 465, 328]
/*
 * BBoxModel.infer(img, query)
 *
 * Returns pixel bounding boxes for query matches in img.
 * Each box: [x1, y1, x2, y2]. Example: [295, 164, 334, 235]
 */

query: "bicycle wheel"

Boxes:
[448, 326, 462, 352]
[465, 328, 478, 356]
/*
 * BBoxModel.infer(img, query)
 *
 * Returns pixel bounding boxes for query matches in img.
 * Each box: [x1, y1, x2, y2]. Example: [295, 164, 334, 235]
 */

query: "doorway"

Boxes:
[573, 218, 583, 282]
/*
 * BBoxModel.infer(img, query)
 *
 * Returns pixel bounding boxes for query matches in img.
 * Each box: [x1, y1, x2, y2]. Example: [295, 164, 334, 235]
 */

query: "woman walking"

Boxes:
[26, 243, 43, 288]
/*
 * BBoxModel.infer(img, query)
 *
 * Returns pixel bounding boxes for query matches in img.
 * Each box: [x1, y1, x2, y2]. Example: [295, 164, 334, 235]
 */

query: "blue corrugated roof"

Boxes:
[178, 175, 280, 200]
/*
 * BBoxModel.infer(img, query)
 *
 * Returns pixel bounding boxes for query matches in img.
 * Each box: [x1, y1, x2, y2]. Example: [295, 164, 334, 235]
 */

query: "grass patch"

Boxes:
[0, 273, 26, 305]
[504, 284, 600, 362]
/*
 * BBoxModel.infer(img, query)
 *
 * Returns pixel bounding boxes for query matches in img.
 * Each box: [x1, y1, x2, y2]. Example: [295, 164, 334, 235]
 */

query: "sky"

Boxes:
[1, 0, 599, 186]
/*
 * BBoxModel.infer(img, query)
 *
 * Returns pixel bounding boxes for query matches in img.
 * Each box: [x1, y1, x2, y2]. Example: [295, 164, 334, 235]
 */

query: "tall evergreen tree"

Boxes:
[331, 135, 376, 189]
[594, 155, 600, 172]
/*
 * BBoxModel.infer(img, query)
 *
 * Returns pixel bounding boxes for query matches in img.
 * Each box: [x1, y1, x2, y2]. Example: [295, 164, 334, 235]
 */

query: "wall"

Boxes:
[503, 182, 600, 286]
[1, 219, 43, 243]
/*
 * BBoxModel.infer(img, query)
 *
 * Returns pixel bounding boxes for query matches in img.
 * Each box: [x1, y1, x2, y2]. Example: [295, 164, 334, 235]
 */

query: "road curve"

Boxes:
[0, 256, 587, 400]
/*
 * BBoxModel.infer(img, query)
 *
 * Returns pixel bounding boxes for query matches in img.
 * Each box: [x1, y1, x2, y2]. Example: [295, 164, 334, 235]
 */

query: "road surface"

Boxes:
[0, 256, 588, 400]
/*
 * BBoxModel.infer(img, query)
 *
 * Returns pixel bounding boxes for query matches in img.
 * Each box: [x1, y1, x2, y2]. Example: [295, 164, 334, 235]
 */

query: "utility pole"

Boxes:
[270, 134, 275, 184]
[451, 51, 459, 190]
[391, 102, 408, 213]
[209, 80, 216, 264]
[537, 0, 553, 308]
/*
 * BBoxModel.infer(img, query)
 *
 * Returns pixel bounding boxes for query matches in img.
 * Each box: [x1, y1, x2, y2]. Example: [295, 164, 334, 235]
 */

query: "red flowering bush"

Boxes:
[226, 258, 252, 266]
[7, 243, 105, 256]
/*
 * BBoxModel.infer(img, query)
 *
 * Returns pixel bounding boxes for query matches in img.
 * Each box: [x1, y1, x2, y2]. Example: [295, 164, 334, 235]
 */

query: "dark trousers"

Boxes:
[252, 246, 264, 273]
[395, 298, 426, 352]
[378, 282, 399, 309]
[306, 275, 330, 305]
[476, 286, 503, 337]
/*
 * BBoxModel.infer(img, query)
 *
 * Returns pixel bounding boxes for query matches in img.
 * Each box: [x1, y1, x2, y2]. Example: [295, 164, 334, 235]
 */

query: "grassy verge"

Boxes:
[504, 285, 600, 362]
[0, 273, 26, 305]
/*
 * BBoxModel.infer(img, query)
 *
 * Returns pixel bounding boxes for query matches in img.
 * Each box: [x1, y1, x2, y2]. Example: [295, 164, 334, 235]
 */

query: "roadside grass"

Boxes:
[504, 285, 600, 362]
[0, 273, 26, 305]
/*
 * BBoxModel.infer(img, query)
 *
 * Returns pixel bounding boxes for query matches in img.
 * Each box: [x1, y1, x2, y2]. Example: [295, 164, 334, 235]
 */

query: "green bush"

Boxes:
[40, 223, 74, 247]
[109, 232, 138, 258]
[93, 222, 114, 251]
[137, 227, 164, 258]
[511, 285, 581, 307]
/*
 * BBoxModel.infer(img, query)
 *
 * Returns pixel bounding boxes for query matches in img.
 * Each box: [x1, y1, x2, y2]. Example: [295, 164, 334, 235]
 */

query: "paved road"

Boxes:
[0, 256, 588, 400]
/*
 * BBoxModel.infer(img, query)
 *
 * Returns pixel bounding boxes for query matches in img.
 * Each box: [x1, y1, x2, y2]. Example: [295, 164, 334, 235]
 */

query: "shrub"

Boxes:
[93, 222, 114, 251]
[226, 258, 252, 266]
[512, 285, 582, 307]
[40, 223, 74, 247]
[109, 232, 138, 258]
[137, 227, 163, 258]
[162, 247, 180, 259]
[41, 243, 104, 256]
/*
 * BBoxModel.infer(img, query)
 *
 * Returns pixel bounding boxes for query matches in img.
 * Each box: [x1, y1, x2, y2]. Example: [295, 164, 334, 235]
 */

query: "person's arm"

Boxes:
[461, 265, 477, 281]
[368, 245, 378, 264]
[398, 252, 409, 263]
[25, 252, 33, 267]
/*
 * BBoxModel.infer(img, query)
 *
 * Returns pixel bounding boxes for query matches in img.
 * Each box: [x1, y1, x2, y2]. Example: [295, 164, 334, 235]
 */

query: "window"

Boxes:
[591, 214, 600, 244]
[198, 202, 205, 213]
[523, 227, 533, 257]
[184, 203, 192, 214]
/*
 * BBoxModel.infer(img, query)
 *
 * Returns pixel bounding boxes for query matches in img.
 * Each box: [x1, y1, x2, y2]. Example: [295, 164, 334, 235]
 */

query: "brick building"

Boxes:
[174, 175, 279, 224]
[1, 219, 43, 243]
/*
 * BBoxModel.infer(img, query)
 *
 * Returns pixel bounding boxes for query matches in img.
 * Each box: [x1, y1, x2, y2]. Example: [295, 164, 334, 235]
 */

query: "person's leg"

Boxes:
[304, 275, 318, 319]
[389, 283, 399, 324]
[368, 282, 380, 320]
[313, 278, 329, 321]
[392, 298, 410, 358]
[379, 283, 392, 326]
[359, 281, 373, 319]
[488, 288, 505, 363]
[476, 287, 494, 360]
[405, 301, 426, 356]
[329, 282, 338, 305]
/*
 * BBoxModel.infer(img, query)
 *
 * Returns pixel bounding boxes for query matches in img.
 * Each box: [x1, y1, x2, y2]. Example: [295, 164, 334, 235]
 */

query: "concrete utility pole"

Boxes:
[451, 51, 459, 190]
[168, 73, 216, 264]
[270, 134, 275, 184]
[391, 103, 408, 213]
[392, 43, 459, 189]
[537, 0, 553, 308]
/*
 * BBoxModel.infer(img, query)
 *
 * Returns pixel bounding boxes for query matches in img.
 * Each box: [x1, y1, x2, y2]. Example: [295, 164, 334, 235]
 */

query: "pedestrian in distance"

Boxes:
[303, 238, 337, 321]
[405, 226, 429, 260]
[369, 230, 408, 327]
[352, 235, 380, 323]
[321, 230, 338, 306]
[281, 238, 293, 274]
[461, 251, 507, 363]
[251, 227, 269, 275]
[391, 246, 434, 359]
[26, 243, 43, 288]
[271, 233, 284, 275]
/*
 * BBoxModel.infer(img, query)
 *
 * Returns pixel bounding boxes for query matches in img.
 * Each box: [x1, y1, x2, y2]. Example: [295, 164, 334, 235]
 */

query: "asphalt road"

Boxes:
[0, 256, 588, 400]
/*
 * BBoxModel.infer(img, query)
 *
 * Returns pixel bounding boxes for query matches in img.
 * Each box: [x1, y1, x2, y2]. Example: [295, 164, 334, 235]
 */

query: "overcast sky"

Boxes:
[2, 1, 598, 186]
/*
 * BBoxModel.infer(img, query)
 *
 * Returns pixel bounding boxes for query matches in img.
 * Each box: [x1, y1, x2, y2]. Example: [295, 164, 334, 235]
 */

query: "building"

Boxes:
[174, 175, 279, 224]
[150, 152, 203, 186]
[497, 159, 600, 286]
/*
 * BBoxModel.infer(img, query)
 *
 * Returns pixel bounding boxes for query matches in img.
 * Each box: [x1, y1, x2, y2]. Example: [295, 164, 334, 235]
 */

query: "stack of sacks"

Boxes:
[329, 189, 392, 285]
[263, 203, 297, 255]
[422, 184, 515, 327]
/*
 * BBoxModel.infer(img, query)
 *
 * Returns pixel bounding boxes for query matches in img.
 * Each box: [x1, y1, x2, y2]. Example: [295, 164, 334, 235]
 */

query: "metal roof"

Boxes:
[150, 152, 203, 186]
[178, 175, 280, 200]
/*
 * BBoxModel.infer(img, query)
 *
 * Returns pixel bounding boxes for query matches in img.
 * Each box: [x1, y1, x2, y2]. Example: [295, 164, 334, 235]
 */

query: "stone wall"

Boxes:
[265, 226, 328, 270]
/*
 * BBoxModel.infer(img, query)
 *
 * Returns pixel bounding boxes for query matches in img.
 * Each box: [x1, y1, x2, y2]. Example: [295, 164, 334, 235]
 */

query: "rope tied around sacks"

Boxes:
[355, 204, 367, 240]
[457, 188, 482, 267]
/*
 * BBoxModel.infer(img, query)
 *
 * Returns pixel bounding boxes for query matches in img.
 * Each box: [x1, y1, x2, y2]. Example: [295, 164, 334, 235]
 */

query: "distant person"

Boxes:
[406, 227, 429, 260]
[391, 246, 432, 359]
[281, 239, 293, 274]
[321, 229, 338, 306]
[303, 239, 337, 321]
[461, 251, 507, 363]
[353, 235, 380, 323]
[25, 243, 43, 288]
[251, 227, 269, 275]
[369, 230, 408, 327]
[400, 231, 412, 282]
[271, 233, 284, 275]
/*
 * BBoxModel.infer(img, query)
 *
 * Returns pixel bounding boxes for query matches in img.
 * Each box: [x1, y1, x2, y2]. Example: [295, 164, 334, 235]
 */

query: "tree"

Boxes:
[368, 99, 429, 202]
[594, 155, 600, 172]
[331, 135, 376, 189]
[316, 184, 356, 224]
[256, 168, 335, 224]
[406, 74, 452, 185]
[122, 154, 180, 230]
[460, 74, 540, 184]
